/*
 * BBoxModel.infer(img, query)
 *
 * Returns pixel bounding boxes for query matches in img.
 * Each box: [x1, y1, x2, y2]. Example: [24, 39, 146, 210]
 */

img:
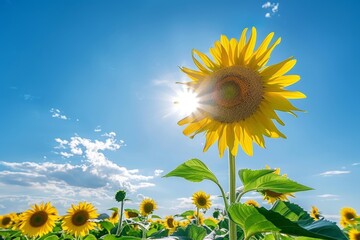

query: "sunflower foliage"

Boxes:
[164, 159, 348, 240]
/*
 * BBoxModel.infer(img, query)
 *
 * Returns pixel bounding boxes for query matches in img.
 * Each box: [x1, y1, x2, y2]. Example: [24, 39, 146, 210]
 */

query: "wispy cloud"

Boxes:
[319, 170, 350, 176]
[352, 162, 360, 166]
[50, 108, 68, 120]
[94, 126, 102, 132]
[262, 2, 279, 18]
[317, 194, 339, 201]
[154, 169, 164, 177]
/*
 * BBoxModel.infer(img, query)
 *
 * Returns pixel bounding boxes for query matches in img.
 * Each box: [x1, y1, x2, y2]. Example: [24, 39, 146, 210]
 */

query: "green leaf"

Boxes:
[239, 169, 313, 194]
[256, 206, 348, 240]
[179, 210, 195, 218]
[163, 159, 219, 184]
[100, 221, 115, 234]
[228, 203, 280, 238]
[117, 237, 142, 240]
[84, 234, 97, 240]
[148, 229, 169, 238]
[103, 234, 122, 240]
[271, 201, 313, 225]
[43, 236, 59, 240]
[204, 219, 218, 229]
[187, 224, 207, 240]
[151, 214, 161, 219]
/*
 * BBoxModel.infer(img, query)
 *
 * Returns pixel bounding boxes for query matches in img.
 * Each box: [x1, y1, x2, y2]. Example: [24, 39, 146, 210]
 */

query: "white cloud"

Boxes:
[94, 126, 102, 132]
[317, 194, 339, 201]
[50, 108, 68, 120]
[0, 132, 161, 214]
[262, 2, 279, 18]
[319, 170, 350, 176]
[352, 162, 360, 166]
[23, 94, 35, 101]
[154, 169, 164, 177]
[262, 2, 271, 8]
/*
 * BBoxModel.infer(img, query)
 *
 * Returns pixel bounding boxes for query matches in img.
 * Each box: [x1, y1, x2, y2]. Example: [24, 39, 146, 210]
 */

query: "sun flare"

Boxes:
[174, 88, 199, 115]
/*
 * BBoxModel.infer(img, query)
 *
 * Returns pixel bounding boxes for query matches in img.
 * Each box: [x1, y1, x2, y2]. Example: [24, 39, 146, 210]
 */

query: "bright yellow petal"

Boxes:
[260, 58, 297, 79]
[193, 49, 218, 70]
[217, 125, 227, 158]
[180, 67, 206, 81]
[266, 75, 301, 87]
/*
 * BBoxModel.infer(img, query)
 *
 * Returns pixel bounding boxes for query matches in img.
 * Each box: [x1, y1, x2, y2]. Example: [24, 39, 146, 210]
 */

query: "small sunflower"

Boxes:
[107, 208, 119, 225]
[62, 202, 99, 238]
[205, 216, 219, 225]
[260, 166, 294, 204]
[349, 229, 360, 240]
[139, 198, 157, 216]
[164, 215, 178, 234]
[178, 27, 305, 157]
[179, 219, 191, 228]
[245, 199, 260, 208]
[192, 191, 212, 210]
[340, 207, 358, 226]
[124, 210, 139, 219]
[19, 202, 58, 238]
[310, 206, 321, 221]
[187, 212, 205, 225]
[0, 213, 18, 229]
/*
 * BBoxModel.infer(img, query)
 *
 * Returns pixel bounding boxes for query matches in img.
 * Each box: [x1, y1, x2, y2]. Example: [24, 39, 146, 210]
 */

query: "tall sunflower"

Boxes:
[178, 27, 305, 157]
[139, 198, 157, 216]
[192, 191, 212, 210]
[62, 202, 99, 238]
[19, 202, 58, 238]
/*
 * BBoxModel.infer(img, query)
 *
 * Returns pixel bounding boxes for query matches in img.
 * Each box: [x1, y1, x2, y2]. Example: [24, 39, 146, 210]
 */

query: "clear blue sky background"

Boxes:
[0, 0, 359, 221]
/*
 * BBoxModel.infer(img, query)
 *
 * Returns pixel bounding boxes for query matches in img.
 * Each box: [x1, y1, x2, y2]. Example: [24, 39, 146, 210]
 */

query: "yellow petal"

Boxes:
[266, 75, 301, 87]
[193, 49, 218, 70]
[220, 35, 230, 55]
[226, 123, 238, 156]
[192, 50, 211, 73]
[239, 27, 257, 64]
[218, 125, 227, 158]
[235, 28, 248, 65]
[180, 67, 206, 81]
[260, 58, 297, 79]
[235, 124, 253, 156]
[256, 37, 281, 68]
[264, 92, 301, 113]
[203, 129, 219, 152]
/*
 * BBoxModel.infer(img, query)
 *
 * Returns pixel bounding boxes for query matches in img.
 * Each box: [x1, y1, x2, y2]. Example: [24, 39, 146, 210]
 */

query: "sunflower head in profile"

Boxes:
[61, 202, 99, 238]
[139, 198, 157, 216]
[164, 215, 178, 234]
[19, 202, 58, 238]
[349, 229, 360, 240]
[245, 199, 260, 208]
[0, 213, 18, 229]
[310, 206, 321, 221]
[192, 191, 212, 210]
[124, 210, 139, 219]
[107, 208, 119, 225]
[340, 207, 358, 227]
[178, 27, 305, 157]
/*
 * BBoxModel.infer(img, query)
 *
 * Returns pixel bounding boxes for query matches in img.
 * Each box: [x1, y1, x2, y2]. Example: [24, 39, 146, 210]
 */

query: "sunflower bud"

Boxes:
[115, 190, 126, 202]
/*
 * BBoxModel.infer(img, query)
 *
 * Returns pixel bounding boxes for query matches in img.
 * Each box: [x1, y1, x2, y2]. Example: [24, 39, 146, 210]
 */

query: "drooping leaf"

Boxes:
[271, 201, 313, 225]
[164, 159, 219, 184]
[228, 203, 280, 238]
[239, 169, 313, 194]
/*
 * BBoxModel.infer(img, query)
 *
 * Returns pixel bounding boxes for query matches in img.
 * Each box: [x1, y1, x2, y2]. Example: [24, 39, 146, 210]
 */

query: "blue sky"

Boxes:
[0, 0, 359, 221]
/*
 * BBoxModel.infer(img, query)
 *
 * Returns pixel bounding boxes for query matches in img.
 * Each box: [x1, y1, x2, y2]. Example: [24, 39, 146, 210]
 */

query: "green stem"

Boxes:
[228, 152, 237, 240]
[196, 207, 199, 226]
[215, 182, 229, 210]
[116, 201, 124, 236]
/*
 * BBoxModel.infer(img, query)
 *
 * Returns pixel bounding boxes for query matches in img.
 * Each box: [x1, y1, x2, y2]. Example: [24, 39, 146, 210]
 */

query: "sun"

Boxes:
[174, 87, 199, 115]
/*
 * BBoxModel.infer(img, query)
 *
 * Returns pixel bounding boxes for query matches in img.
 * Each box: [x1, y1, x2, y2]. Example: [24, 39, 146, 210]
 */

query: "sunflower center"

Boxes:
[263, 190, 282, 198]
[167, 218, 175, 228]
[345, 212, 355, 221]
[71, 210, 89, 226]
[2, 216, 11, 226]
[197, 196, 207, 207]
[144, 203, 154, 214]
[29, 211, 48, 227]
[199, 65, 263, 123]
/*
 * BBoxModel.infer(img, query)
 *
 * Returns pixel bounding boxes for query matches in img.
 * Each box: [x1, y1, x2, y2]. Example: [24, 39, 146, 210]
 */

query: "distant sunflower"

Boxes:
[178, 27, 305, 157]
[164, 215, 178, 233]
[349, 229, 360, 240]
[192, 191, 212, 210]
[245, 199, 260, 208]
[205, 216, 219, 225]
[139, 198, 157, 216]
[310, 206, 321, 221]
[179, 219, 190, 228]
[19, 202, 58, 238]
[340, 207, 358, 226]
[124, 210, 139, 219]
[62, 202, 99, 238]
[0, 213, 18, 229]
[187, 212, 205, 225]
[261, 166, 294, 204]
[107, 208, 119, 225]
